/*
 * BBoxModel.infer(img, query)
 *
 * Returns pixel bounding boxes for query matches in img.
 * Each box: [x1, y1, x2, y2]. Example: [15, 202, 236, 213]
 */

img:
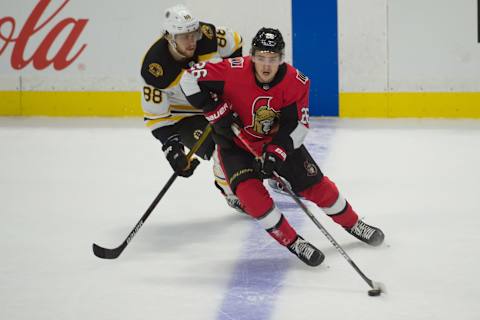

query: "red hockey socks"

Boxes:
[299, 176, 358, 229]
[236, 179, 297, 246]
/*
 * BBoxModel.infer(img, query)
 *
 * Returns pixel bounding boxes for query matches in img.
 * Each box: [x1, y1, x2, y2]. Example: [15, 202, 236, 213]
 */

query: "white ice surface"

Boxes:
[1, 117, 480, 320]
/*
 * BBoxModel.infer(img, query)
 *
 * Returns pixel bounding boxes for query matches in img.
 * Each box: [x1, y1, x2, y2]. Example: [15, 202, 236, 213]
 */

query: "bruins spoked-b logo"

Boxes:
[201, 25, 214, 39]
[248, 96, 278, 135]
[148, 63, 163, 77]
[193, 129, 203, 140]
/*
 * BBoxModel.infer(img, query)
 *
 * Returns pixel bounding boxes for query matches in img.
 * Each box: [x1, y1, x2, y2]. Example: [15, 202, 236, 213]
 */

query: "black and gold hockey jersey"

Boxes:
[140, 22, 242, 138]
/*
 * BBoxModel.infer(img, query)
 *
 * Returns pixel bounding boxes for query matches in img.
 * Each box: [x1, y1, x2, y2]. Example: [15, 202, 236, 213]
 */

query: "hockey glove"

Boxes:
[162, 134, 200, 178]
[204, 100, 235, 148]
[258, 144, 287, 179]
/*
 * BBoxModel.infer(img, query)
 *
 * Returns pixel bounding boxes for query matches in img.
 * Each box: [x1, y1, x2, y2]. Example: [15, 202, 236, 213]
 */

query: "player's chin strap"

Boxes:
[92, 125, 213, 260]
[231, 123, 386, 296]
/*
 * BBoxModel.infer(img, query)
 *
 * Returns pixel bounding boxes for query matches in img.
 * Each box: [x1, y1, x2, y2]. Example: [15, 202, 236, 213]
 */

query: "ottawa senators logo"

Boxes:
[304, 161, 318, 176]
[248, 97, 278, 135]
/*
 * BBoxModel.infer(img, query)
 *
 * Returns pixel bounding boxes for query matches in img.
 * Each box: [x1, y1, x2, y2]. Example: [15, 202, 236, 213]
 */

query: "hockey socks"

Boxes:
[236, 179, 325, 266]
[236, 179, 297, 245]
[300, 176, 385, 246]
[299, 176, 358, 228]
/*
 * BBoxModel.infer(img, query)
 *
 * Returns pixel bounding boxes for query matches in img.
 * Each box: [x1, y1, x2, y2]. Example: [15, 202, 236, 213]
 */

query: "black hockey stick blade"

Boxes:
[92, 125, 213, 260]
[92, 242, 126, 259]
[232, 123, 386, 294]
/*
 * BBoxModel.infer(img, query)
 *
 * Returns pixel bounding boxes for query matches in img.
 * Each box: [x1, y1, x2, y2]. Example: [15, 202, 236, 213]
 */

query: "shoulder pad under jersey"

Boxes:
[196, 22, 219, 61]
[281, 63, 310, 108]
[140, 37, 184, 90]
[216, 26, 243, 58]
[284, 63, 310, 86]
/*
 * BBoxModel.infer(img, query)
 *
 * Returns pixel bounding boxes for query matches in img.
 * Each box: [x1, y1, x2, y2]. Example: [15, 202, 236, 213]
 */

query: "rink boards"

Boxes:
[0, 0, 479, 117]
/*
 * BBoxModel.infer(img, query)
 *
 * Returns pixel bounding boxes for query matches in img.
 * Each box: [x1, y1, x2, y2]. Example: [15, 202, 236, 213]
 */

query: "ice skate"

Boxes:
[345, 219, 384, 246]
[224, 194, 246, 214]
[215, 181, 246, 214]
[288, 235, 325, 266]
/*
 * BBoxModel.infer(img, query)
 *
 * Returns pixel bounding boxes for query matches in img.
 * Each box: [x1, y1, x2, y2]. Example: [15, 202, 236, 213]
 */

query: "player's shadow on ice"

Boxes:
[119, 213, 248, 257]
[147, 256, 295, 287]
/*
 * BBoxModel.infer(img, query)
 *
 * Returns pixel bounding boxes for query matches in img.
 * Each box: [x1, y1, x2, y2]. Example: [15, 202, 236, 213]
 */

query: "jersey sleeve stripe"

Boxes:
[169, 104, 200, 111]
[144, 104, 200, 117]
[144, 115, 190, 128]
[233, 32, 242, 51]
[170, 110, 203, 115]
[165, 72, 184, 89]
[290, 123, 309, 149]
[143, 111, 169, 118]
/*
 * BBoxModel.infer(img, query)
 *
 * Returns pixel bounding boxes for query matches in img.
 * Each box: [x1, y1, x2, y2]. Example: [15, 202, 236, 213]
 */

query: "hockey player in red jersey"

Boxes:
[180, 27, 385, 266]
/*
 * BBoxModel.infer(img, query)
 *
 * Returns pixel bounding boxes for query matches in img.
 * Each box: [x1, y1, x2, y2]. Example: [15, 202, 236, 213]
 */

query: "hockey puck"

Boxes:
[368, 289, 382, 296]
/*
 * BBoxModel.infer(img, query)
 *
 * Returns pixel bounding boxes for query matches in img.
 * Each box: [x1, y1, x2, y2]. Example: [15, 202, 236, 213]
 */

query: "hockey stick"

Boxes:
[92, 125, 213, 259]
[231, 124, 385, 296]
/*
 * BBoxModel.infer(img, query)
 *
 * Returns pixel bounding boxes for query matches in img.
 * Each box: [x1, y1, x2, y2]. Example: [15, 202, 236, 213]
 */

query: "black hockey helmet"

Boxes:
[251, 27, 285, 56]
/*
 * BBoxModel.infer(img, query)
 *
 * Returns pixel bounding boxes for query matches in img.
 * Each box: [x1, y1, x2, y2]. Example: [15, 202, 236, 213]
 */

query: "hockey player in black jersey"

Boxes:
[140, 4, 244, 212]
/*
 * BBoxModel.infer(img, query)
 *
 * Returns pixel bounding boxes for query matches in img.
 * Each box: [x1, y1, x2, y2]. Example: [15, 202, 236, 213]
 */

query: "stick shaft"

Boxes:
[92, 125, 212, 259]
[231, 124, 375, 288]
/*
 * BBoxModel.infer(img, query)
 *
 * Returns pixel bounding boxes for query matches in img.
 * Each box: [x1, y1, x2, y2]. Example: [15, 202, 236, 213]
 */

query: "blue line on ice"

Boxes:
[216, 121, 336, 320]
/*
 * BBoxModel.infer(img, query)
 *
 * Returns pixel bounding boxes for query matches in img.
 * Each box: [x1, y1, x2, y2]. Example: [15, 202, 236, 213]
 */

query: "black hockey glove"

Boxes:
[258, 144, 287, 179]
[204, 100, 235, 149]
[162, 134, 200, 178]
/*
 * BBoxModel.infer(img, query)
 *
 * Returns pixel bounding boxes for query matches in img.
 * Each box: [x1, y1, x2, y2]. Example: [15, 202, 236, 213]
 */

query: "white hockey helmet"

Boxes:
[163, 5, 200, 36]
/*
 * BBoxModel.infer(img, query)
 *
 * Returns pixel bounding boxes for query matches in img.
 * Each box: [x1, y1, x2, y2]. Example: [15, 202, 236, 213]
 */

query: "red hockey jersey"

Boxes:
[182, 56, 311, 154]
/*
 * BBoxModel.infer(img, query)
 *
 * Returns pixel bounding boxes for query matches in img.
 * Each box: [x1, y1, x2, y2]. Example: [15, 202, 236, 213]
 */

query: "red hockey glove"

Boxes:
[258, 144, 287, 179]
[204, 100, 235, 148]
